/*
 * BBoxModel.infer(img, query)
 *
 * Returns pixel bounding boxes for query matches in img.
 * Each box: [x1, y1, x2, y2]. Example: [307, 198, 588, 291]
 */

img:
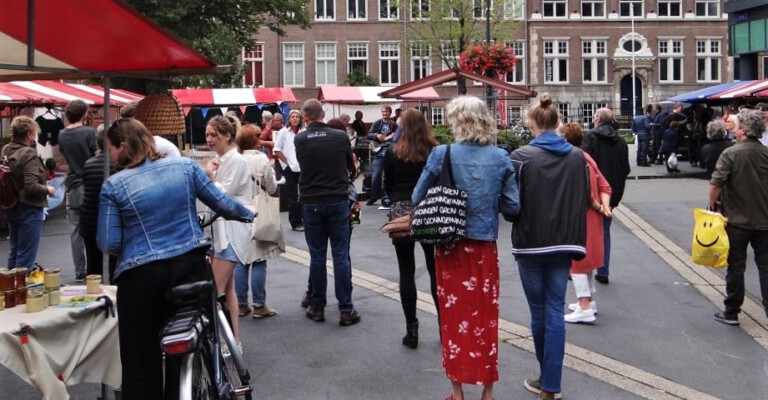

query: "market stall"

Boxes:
[317, 85, 441, 120]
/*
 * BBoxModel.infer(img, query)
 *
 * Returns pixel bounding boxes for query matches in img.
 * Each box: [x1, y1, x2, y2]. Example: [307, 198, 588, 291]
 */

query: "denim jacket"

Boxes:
[412, 143, 520, 241]
[97, 157, 253, 279]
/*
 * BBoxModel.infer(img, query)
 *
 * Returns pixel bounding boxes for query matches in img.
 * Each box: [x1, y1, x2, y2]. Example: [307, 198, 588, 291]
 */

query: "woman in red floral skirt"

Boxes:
[412, 96, 521, 400]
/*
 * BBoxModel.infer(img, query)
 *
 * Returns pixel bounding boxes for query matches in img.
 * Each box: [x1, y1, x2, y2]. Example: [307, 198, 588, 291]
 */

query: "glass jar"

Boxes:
[47, 288, 61, 306]
[0, 271, 13, 291]
[0, 291, 4, 311]
[13, 268, 27, 289]
[16, 287, 27, 305]
[44, 268, 61, 290]
[5, 290, 16, 309]
[86, 275, 102, 294]
[26, 292, 46, 313]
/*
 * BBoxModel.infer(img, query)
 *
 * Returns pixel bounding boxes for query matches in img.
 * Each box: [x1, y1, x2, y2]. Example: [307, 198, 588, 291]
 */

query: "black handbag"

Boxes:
[410, 145, 467, 245]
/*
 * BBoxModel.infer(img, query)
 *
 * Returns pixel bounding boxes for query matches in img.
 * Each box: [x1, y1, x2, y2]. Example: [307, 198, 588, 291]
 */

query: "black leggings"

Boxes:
[394, 241, 438, 323]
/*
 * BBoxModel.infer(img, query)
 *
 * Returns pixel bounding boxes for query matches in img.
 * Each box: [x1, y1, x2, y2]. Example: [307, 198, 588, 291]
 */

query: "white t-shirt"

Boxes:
[153, 136, 181, 158]
[273, 127, 300, 172]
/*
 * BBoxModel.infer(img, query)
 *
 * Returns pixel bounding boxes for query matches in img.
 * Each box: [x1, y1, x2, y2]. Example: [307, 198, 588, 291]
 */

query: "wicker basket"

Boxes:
[134, 93, 185, 136]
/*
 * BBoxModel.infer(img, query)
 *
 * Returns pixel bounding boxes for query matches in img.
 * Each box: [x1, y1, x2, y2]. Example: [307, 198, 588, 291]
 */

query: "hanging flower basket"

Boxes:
[459, 43, 517, 77]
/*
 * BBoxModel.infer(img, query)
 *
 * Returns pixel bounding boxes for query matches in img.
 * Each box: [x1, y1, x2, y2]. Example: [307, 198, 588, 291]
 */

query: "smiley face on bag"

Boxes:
[695, 220, 721, 248]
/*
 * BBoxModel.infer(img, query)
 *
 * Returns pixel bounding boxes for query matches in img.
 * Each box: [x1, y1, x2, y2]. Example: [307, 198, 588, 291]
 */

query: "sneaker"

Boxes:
[713, 311, 739, 326]
[568, 301, 597, 315]
[565, 305, 596, 324]
[292, 225, 305, 232]
[300, 291, 310, 308]
[339, 309, 361, 326]
[305, 307, 325, 322]
[595, 275, 609, 284]
[252, 306, 277, 319]
[238, 304, 251, 317]
[523, 378, 562, 399]
[74, 274, 86, 283]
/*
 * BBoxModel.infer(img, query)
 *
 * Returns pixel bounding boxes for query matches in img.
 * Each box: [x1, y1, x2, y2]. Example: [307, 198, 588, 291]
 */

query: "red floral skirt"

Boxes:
[435, 239, 499, 385]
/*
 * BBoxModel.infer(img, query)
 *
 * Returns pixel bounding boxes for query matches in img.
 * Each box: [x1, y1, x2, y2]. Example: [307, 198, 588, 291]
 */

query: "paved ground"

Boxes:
[2, 145, 767, 399]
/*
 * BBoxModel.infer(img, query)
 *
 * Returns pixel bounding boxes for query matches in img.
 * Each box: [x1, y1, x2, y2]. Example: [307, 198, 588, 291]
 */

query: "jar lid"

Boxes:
[44, 268, 61, 273]
[27, 292, 43, 298]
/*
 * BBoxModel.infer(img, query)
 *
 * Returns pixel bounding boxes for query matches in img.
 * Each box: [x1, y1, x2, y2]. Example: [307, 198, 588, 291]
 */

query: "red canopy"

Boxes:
[380, 69, 536, 100]
[171, 88, 298, 107]
[0, 0, 221, 81]
[317, 85, 440, 104]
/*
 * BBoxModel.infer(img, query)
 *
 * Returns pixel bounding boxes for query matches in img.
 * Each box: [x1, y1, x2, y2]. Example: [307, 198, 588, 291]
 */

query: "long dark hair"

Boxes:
[393, 109, 437, 163]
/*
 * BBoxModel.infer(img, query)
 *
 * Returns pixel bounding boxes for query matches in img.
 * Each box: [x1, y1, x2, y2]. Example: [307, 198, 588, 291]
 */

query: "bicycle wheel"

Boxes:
[217, 309, 251, 399]
[192, 348, 215, 399]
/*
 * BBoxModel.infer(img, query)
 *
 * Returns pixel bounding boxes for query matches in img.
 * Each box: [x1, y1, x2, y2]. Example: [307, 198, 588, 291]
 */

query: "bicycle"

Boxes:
[159, 212, 253, 399]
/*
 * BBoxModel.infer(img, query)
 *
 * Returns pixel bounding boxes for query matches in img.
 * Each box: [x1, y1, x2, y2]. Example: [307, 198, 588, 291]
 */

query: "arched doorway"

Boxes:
[619, 75, 643, 117]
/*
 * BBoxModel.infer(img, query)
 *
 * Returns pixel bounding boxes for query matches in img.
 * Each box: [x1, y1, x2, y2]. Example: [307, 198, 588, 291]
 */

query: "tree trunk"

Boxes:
[457, 75, 467, 95]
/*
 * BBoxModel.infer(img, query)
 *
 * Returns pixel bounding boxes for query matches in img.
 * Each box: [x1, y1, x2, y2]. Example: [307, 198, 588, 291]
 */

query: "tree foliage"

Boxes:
[346, 68, 380, 86]
[115, 0, 311, 93]
[405, 0, 520, 94]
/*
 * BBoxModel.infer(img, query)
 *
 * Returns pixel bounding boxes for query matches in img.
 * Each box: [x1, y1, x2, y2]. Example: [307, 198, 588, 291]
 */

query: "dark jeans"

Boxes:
[370, 153, 386, 201]
[723, 225, 768, 317]
[651, 133, 663, 162]
[394, 241, 438, 323]
[302, 201, 354, 311]
[282, 166, 302, 228]
[6, 202, 44, 270]
[115, 248, 209, 400]
[83, 236, 117, 284]
[596, 216, 612, 277]
[636, 133, 650, 166]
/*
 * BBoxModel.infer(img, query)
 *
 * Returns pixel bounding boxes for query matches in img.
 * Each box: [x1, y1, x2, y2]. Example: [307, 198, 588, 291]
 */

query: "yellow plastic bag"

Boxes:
[691, 208, 729, 268]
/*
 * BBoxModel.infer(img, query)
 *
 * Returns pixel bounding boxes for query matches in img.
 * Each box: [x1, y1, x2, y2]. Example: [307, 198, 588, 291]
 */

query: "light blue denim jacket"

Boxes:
[412, 143, 520, 241]
[97, 157, 254, 279]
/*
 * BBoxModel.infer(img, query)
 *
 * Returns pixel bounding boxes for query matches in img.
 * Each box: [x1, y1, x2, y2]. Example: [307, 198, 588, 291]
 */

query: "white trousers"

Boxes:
[572, 271, 596, 299]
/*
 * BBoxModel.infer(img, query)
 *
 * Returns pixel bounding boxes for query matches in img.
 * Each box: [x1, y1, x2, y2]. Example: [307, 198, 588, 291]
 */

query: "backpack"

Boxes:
[0, 155, 19, 209]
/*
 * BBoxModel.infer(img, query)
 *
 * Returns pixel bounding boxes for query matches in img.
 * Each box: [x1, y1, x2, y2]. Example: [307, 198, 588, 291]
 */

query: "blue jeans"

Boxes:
[370, 153, 386, 200]
[302, 201, 353, 311]
[596, 216, 612, 277]
[7, 203, 45, 270]
[517, 253, 572, 394]
[636, 133, 650, 165]
[234, 260, 267, 307]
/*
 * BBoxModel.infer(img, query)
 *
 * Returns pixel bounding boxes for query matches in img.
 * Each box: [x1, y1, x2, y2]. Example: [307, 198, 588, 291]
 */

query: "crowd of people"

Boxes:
[3, 93, 768, 400]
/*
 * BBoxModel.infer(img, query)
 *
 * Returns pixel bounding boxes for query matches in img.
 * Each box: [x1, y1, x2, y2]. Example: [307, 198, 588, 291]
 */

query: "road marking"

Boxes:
[282, 245, 720, 400]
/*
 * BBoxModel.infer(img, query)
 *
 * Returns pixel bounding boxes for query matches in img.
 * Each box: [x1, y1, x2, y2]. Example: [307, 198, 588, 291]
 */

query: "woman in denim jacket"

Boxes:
[412, 96, 520, 400]
[97, 118, 252, 399]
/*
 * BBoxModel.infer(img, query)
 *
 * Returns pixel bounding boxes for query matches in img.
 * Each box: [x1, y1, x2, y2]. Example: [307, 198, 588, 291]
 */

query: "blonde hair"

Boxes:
[10, 116, 39, 142]
[445, 96, 496, 145]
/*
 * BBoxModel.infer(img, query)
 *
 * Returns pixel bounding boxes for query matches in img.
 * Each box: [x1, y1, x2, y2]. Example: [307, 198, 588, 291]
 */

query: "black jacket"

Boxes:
[582, 124, 630, 208]
[295, 122, 354, 204]
[80, 154, 115, 240]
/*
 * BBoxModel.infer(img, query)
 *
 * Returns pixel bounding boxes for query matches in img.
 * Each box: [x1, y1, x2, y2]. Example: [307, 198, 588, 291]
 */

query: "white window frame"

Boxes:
[557, 103, 571, 123]
[504, 0, 524, 20]
[283, 43, 305, 87]
[582, 39, 607, 83]
[348, 0, 367, 20]
[432, 107, 445, 126]
[581, 0, 605, 17]
[657, 0, 681, 17]
[582, 102, 608, 127]
[658, 38, 684, 83]
[412, 0, 430, 19]
[242, 44, 264, 87]
[696, 38, 721, 83]
[543, 0, 568, 18]
[619, 0, 643, 17]
[441, 41, 459, 86]
[695, 0, 719, 17]
[316, 43, 337, 85]
[473, 0, 489, 19]
[315, 0, 335, 21]
[504, 41, 525, 84]
[379, 0, 399, 20]
[348, 42, 369, 74]
[379, 42, 400, 85]
[411, 42, 432, 81]
[543, 39, 569, 84]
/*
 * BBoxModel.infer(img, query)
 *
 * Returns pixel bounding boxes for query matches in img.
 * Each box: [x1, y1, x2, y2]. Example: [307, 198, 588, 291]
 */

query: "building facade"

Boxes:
[252, 0, 730, 124]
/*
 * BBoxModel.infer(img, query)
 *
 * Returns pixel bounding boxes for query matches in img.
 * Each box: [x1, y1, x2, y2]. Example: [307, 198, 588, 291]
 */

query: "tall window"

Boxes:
[558, 103, 571, 122]
[316, 43, 337, 85]
[348, 42, 368, 74]
[440, 41, 459, 85]
[504, 0, 524, 20]
[283, 43, 304, 87]
[380, 42, 400, 85]
[581, 0, 605, 17]
[411, 42, 431, 80]
[504, 41, 525, 84]
[473, 0, 489, 19]
[315, 0, 335, 20]
[506, 106, 522, 126]
[619, 0, 642, 16]
[544, 39, 569, 83]
[412, 0, 429, 19]
[348, 0, 366, 20]
[432, 107, 445, 125]
[697, 39, 721, 82]
[695, 0, 719, 17]
[658, 39, 683, 82]
[243, 45, 263, 87]
[380, 0, 398, 20]
[543, 0, 567, 17]
[582, 39, 607, 83]
[582, 102, 608, 127]
[657, 0, 681, 17]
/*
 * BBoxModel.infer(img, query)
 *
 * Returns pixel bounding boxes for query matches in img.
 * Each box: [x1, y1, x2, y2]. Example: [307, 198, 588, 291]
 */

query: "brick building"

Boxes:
[251, 0, 730, 125]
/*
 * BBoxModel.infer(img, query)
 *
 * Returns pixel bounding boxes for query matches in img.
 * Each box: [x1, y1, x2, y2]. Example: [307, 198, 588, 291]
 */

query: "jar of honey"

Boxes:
[26, 292, 46, 313]
[44, 268, 61, 290]
[0, 292, 5, 311]
[47, 289, 60, 306]
[13, 268, 27, 289]
[0, 271, 13, 291]
[16, 287, 27, 305]
[4, 290, 16, 309]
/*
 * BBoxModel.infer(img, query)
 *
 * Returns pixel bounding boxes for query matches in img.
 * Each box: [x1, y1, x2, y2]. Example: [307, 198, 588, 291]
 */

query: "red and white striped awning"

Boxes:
[0, 80, 143, 105]
[709, 80, 768, 100]
[171, 88, 298, 107]
[317, 85, 440, 104]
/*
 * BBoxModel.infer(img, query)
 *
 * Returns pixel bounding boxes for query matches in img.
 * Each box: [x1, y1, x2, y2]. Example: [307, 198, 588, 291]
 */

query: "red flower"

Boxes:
[459, 43, 517, 77]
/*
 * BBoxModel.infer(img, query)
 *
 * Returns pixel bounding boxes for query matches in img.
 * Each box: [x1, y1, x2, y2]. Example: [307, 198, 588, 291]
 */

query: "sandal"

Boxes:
[238, 304, 251, 317]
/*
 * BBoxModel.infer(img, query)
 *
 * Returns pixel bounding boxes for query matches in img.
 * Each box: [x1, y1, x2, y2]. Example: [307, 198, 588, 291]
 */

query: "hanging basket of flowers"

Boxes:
[459, 43, 517, 77]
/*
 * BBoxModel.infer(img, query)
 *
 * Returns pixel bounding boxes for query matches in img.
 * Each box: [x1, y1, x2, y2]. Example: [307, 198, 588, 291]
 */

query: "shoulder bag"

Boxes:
[251, 182, 282, 243]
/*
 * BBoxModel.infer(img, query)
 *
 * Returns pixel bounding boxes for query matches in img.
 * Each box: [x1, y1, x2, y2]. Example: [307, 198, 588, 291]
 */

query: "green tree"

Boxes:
[405, 0, 520, 94]
[346, 68, 379, 86]
[116, 0, 311, 92]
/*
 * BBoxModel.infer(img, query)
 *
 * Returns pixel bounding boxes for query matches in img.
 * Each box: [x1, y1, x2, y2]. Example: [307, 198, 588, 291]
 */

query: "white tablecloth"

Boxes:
[0, 286, 121, 399]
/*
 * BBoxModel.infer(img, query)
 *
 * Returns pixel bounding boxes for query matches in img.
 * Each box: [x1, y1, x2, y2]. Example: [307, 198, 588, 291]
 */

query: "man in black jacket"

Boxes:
[295, 99, 361, 326]
[583, 108, 631, 284]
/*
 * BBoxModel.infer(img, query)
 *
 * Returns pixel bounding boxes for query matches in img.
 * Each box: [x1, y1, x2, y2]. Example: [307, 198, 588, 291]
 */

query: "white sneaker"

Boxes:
[565, 305, 596, 324]
[568, 301, 597, 315]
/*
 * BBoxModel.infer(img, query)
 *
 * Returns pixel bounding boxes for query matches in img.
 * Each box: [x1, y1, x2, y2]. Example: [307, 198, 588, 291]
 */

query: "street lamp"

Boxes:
[631, 2, 636, 116]
[484, 0, 495, 114]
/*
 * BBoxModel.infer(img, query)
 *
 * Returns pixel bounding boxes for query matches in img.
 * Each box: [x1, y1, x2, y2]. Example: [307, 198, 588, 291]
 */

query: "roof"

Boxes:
[0, 80, 143, 105]
[709, 80, 768, 100]
[0, 0, 222, 81]
[379, 69, 536, 100]
[318, 85, 440, 104]
[171, 88, 298, 107]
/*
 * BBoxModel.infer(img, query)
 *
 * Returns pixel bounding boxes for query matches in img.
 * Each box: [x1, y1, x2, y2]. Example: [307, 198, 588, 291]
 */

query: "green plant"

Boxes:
[431, 125, 454, 144]
[346, 68, 379, 86]
[620, 132, 635, 144]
